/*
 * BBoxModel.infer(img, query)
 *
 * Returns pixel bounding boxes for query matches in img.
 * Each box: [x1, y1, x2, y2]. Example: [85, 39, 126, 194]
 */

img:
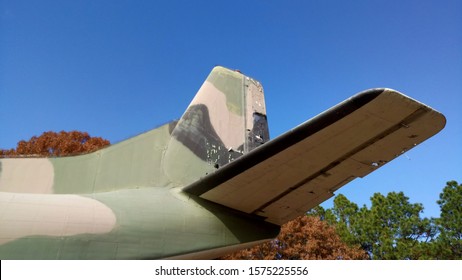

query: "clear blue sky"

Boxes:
[1, 0, 461, 218]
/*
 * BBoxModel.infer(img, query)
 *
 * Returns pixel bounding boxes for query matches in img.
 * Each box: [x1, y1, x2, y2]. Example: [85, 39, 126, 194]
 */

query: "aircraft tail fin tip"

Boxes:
[163, 67, 269, 184]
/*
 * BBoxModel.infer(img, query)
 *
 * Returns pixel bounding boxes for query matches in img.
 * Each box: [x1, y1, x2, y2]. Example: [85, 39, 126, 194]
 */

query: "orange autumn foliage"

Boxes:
[0, 131, 110, 157]
[220, 215, 368, 260]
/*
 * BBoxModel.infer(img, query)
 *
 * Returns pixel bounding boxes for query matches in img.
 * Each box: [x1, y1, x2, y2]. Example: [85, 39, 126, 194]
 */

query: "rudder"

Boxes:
[162, 66, 269, 186]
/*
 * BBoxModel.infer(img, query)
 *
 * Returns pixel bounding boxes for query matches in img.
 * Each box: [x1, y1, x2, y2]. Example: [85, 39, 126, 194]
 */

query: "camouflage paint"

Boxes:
[0, 66, 277, 259]
[186, 89, 446, 225]
[0, 66, 445, 259]
[163, 66, 269, 186]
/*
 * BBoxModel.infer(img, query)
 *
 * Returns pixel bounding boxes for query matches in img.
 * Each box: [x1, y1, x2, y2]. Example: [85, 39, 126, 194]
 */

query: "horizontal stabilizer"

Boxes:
[184, 89, 446, 225]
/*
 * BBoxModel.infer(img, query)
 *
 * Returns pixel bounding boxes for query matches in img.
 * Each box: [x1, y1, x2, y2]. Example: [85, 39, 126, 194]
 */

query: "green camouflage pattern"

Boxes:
[0, 66, 446, 259]
[0, 66, 278, 259]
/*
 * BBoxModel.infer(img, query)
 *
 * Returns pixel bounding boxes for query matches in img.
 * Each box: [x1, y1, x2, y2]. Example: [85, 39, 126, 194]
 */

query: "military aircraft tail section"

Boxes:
[184, 89, 446, 225]
[163, 66, 270, 186]
[0, 66, 446, 259]
[0, 67, 280, 259]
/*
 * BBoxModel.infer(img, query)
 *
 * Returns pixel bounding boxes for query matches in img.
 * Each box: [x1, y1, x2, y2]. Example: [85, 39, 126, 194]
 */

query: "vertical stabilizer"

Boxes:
[163, 66, 269, 186]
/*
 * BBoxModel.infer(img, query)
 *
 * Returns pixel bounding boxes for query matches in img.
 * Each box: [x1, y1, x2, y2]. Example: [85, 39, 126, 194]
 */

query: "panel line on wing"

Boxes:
[183, 89, 385, 196]
[250, 106, 429, 215]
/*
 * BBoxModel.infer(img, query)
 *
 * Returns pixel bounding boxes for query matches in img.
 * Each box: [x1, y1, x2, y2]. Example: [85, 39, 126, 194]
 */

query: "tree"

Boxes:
[362, 192, 436, 259]
[321, 194, 361, 246]
[0, 131, 110, 157]
[433, 181, 462, 259]
[319, 193, 436, 259]
[220, 215, 368, 260]
[223, 181, 462, 260]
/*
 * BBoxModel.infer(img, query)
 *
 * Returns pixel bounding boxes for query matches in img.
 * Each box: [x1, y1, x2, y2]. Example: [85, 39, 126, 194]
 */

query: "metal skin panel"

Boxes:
[0, 159, 55, 193]
[0, 67, 278, 259]
[0, 66, 445, 259]
[197, 89, 446, 225]
[162, 67, 269, 187]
